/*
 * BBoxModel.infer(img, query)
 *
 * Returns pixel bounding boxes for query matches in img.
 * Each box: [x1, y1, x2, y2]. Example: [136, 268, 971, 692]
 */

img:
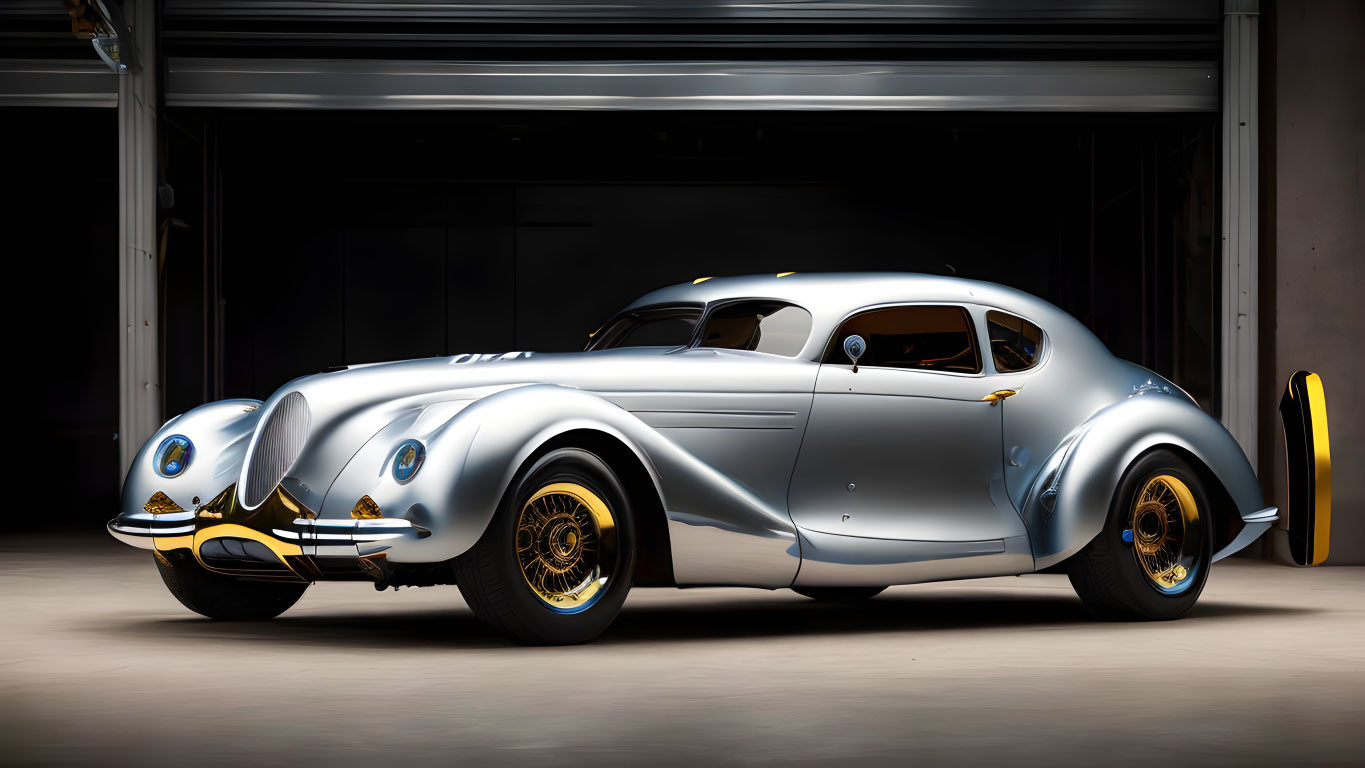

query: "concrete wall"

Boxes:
[1265, 0, 1365, 564]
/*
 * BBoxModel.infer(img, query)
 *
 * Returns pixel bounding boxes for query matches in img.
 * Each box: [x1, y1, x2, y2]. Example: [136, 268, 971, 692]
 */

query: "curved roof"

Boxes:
[625, 272, 1107, 362]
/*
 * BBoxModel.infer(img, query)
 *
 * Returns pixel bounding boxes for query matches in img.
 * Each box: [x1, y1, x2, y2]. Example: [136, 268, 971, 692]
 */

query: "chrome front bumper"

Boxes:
[275, 517, 433, 556]
[107, 512, 430, 553]
[107, 510, 197, 547]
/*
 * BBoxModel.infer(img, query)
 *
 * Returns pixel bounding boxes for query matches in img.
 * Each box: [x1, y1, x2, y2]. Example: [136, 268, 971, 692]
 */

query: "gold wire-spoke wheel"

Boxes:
[515, 482, 618, 614]
[1130, 474, 1202, 594]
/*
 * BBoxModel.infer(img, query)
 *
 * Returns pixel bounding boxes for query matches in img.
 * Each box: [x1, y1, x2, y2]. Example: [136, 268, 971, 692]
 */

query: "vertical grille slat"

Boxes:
[240, 392, 311, 508]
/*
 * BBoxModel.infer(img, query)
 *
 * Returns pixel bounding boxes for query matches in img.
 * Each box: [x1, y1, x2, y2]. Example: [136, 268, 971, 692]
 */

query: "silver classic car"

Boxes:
[110, 273, 1326, 644]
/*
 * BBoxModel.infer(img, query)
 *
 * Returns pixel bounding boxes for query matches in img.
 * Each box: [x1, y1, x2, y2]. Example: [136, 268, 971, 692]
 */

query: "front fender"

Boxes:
[120, 399, 264, 519]
[1029, 393, 1267, 569]
[326, 384, 799, 586]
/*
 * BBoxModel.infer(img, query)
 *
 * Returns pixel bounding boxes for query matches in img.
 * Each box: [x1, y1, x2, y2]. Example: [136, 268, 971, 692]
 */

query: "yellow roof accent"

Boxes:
[693, 277, 713, 284]
[776, 272, 796, 278]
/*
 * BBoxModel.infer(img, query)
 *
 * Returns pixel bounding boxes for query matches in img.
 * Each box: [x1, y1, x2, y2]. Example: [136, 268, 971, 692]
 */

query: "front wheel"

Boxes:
[455, 447, 636, 645]
[1067, 449, 1213, 620]
[155, 550, 308, 621]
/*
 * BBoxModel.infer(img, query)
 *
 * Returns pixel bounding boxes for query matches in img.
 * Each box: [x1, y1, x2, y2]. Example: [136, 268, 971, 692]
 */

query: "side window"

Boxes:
[823, 305, 981, 374]
[986, 310, 1044, 373]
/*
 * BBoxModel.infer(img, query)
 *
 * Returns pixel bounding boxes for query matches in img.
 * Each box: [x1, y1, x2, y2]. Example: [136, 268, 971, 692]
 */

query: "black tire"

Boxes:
[1067, 449, 1214, 620]
[793, 586, 886, 602]
[155, 550, 308, 621]
[454, 447, 636, 645]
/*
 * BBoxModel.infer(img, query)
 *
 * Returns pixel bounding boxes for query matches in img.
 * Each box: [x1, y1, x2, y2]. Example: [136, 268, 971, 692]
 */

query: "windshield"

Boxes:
[697, 300, 812, 357]
[586, 304, 702, 350]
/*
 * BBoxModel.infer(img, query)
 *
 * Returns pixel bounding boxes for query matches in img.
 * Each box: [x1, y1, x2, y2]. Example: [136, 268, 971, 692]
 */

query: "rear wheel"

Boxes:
[155, 550, 308, 621]
[793, 586, 886, 602]
[455, 447, 636, 645]
[1067, 449, 1213, 620]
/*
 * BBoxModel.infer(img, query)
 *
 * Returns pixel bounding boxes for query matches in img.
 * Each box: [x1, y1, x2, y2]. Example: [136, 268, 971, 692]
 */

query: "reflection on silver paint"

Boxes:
[120, 398, 262, 519]
[791, 361, 1025, 543]
[114, 273, 1271, 592]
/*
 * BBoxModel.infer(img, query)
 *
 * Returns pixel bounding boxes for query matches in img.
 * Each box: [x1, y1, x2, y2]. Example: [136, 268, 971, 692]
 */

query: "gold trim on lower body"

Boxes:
[154, 535, 194, 552]
[185, 524, 307, 580]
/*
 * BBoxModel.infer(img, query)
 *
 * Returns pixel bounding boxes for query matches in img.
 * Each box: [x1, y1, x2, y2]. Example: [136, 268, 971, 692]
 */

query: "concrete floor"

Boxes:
[2, 534, 1362, 767]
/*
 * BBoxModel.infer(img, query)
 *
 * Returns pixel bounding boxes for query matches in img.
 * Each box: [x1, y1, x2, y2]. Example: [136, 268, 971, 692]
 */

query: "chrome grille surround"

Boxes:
[239, 391, 311, 509]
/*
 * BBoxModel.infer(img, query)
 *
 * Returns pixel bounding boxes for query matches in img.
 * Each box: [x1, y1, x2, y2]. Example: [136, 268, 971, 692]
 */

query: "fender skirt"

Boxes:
[1278, 370, 1332, 565]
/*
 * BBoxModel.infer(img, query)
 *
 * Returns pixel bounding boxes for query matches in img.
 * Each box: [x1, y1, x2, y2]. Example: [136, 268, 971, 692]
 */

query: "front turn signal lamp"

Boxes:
[144, 492, 186, 515]
[352, 495, 382, 520]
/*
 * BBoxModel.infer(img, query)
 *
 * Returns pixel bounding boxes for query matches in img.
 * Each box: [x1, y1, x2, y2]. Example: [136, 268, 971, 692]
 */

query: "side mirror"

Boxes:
[843, 334, 866, 372]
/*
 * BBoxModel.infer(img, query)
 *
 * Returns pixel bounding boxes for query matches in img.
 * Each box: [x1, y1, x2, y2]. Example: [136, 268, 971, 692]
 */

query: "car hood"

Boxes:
[243, 346, 817, 512]
[298, 345, 813, 405]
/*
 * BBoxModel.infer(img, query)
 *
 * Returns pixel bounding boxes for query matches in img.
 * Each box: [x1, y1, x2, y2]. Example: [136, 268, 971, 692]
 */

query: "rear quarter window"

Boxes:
[986, 310, 1045, 372]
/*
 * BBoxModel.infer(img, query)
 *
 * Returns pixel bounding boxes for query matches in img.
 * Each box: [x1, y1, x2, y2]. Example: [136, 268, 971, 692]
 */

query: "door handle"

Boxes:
[982, 389, 1018, 402]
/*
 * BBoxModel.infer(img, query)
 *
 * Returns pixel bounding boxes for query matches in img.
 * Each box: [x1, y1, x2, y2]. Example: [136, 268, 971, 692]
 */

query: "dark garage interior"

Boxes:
[4, 0, 1363, 765]
[169, 111, 1217, 410]
[16, 0, 1234, 529]
[41, 108, 1222, 520]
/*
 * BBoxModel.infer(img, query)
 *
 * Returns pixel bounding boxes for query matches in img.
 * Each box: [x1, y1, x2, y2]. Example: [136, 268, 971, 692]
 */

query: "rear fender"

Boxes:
[1029, 393, 1268, 569]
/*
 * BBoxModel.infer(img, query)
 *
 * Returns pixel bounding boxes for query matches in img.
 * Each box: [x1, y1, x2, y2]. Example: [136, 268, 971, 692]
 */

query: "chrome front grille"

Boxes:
[240, 391, 311, 508]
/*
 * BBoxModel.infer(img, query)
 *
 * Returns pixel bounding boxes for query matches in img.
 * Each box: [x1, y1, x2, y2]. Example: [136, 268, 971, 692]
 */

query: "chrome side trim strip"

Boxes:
[1241, 506, 1279, 524]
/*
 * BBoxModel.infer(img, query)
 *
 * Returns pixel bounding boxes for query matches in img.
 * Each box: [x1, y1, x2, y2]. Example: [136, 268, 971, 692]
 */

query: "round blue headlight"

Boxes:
[392, 440, 425, 484]
[154, 435, 193, 478]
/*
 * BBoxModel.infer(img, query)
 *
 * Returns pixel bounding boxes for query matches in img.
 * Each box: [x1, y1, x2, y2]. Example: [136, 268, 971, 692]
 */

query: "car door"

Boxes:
[788, 304, 1026, 543]
[978, 307, 1055, 510]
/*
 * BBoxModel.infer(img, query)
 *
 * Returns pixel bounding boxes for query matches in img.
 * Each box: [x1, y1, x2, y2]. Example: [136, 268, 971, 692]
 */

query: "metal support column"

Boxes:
[118, 0, 159, 476]
[1221, 0, 1259, 466]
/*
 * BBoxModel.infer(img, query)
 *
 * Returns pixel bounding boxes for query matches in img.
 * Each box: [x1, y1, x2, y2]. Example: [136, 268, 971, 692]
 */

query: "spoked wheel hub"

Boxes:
[515, 482, 618, 613]
[1129, 474, 1201, 593]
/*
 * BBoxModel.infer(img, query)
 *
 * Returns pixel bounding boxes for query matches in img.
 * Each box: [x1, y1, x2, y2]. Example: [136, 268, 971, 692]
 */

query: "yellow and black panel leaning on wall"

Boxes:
[1278, 371, 1332, 566]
